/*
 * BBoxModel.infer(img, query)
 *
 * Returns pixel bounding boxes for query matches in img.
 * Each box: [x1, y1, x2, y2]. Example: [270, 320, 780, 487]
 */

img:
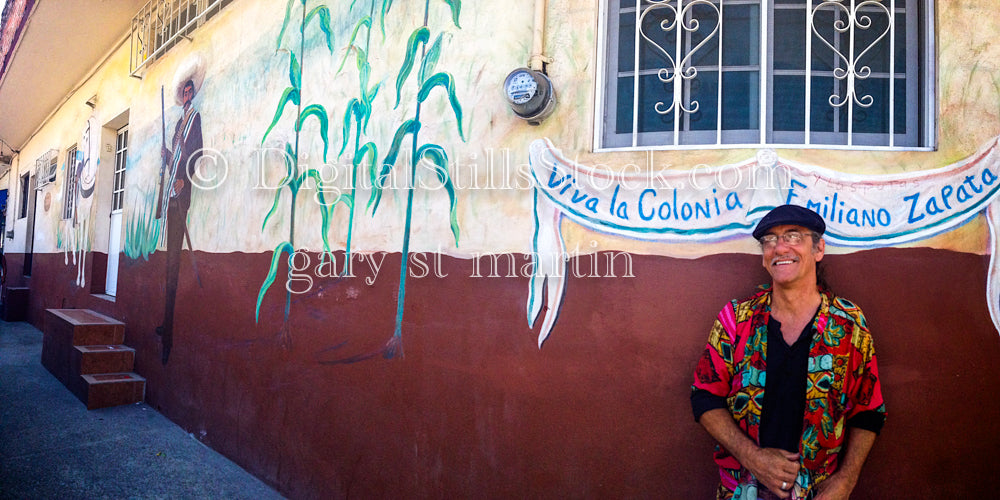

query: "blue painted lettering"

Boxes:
[726, 192, 743, 210]
[983, 168, 998, 186]
[695, 199, 711, 219]
[846, 208, 859, 227]
[904, 193, 924, 223]
[547, 167, 570, 189]
[638, 189, 656, 221]
[877, 209, 891, 226]
[616, 201, 629, 220]
[940, 185, 953, 210]
[786, 179, 807, 204]
[925, 196, 943, 215]
[964, 175, 984, 194]
[957, 185, 972, 203]
[658, 200, 671, 220]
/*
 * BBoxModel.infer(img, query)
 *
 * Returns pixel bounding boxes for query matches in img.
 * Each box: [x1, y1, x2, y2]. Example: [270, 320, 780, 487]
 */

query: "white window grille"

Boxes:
[596, 0, 935, 151]
[129, 0, 233, 75]
[112, 127, 128, 213]
[63, 146, 78, 220]
[34, 149, 58, 189]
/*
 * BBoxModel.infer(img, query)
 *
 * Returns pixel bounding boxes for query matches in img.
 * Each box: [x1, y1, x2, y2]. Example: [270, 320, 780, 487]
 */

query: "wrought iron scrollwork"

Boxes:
[638, 0, 721, 116]
[811, 0, 893, 109]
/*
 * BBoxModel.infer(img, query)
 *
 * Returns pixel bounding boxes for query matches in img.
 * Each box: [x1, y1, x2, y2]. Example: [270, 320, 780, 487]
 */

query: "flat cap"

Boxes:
[752, 204, 826, 240]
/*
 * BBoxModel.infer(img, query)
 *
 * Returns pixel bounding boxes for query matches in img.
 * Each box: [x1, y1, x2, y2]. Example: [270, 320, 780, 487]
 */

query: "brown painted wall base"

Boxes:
[9, 248, 999, 498]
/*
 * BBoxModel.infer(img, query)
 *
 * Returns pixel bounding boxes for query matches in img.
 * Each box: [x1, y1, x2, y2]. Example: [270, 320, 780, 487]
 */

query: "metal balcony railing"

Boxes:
[129, 0, 232, 75]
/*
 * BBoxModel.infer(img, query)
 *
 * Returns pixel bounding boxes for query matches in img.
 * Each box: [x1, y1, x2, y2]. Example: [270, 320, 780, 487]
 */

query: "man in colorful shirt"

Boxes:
[691, 205, 886, 500]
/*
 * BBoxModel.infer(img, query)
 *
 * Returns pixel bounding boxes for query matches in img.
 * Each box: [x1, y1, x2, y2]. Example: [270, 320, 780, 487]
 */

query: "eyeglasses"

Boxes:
[759, 231, 813, 248]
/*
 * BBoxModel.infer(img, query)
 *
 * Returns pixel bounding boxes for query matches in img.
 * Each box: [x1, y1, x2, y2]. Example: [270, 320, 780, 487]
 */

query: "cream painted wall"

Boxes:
[11, 0, 1000, 258]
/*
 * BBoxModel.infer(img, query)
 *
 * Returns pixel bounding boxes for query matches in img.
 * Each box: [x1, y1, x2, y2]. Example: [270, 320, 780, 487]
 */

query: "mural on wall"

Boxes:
[256, 0, 339, 350]
[345, 0, 464, 361]
[155, 55, 206, 365]
[255, 0, 465, 362]
[528, 137, 1000, 345]
[63, 116, 100, 287]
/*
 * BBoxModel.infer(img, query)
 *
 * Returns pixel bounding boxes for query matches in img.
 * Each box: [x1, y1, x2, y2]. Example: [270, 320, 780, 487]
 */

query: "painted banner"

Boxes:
[527, 137, 1000, 346]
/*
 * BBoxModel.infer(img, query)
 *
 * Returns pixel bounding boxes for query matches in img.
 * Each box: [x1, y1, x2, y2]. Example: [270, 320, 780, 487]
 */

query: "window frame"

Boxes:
[112, 126, 128, 214]
[593, 0, 936, 152]
[63, 145, 78, 220]
[18, 172, 30, 219]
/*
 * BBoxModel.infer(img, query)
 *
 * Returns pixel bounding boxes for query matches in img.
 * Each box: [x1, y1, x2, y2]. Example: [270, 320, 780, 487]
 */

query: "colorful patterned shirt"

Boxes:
[691, 286, 886, 499]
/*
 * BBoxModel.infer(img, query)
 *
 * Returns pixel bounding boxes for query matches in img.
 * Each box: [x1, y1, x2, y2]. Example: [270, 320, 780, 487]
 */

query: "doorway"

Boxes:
[105, 125, 127, 296]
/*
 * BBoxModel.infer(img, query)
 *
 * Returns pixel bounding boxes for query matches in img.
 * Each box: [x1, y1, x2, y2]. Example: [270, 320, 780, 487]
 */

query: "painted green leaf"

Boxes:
[340, 192, 355, 210]
[338, 98, 361, 157]
[379, 0, 395, 38]
[305, 5, 335, 52]
[261, 86, 300, 143]
[361, 83, 380, 132]
[370, 119, 420, 212]
[358, 58, 371, 95]
[261, 146, 293, 230]
[256, 241, 296, 322]
[418, 144, 460, 245]
[276, 0, 297, 50]
[395, 27, 430, 109]
[441, 0, 462, 28]
[354, 141, 378, 190]
[419, 34, 444, 85]
[289, 51, 301, 89]
[338, 16, 372, 73]
[418, 72, 465, 141]
[296, 104, 330, 162]
[381, 119, 421, 176]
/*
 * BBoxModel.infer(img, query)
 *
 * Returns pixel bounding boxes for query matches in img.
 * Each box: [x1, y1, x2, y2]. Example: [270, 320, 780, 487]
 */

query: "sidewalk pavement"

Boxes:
[0, 319, 284, 500]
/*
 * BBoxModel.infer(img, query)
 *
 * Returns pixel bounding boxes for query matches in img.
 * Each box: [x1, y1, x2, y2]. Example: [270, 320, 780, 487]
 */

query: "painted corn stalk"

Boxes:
[256, 0, 340, 348]
[367, 0, 465, 359]
[334, 0, 385, 277]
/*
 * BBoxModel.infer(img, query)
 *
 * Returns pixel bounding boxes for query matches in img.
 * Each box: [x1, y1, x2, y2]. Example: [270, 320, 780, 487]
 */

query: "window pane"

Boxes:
[637, 7, 680, 73]
[722, 4, 760, 67]
[773, 7, 806, 71]
[852, 77, 890, 134]
[773, 75, 806, 131]
[810, 75, 838, 133]
[617, 12, 636, 73]
[809, 7, 838, 72]
[686, 3, 722, 68]
[853, 5, 893, 74]
[615, 76, 635, 134]
[688, 70, 718, 131]
[894, 12, 907, 73]
[722, 70, 759, 131]
[637, 74, 676, 133]
[894, 77, 907, 134]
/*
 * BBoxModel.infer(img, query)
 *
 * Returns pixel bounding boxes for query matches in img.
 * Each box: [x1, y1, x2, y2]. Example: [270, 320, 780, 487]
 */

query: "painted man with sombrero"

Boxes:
[156, 56, 204, 365]
[691, 205, 886, 500]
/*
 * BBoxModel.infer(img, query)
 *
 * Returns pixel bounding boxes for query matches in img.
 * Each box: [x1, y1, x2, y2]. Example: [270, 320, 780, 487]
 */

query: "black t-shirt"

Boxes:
[758, 316, 811, 453]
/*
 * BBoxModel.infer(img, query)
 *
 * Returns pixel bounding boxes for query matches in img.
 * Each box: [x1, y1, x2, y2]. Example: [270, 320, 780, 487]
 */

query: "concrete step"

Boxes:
[78, 372, 146, 410]
[42, 309, 125, 386]
[72, 345, 136, 375]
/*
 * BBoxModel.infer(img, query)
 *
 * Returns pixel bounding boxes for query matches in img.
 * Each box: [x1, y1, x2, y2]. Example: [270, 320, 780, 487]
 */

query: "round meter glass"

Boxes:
[505, 70, 538, 105]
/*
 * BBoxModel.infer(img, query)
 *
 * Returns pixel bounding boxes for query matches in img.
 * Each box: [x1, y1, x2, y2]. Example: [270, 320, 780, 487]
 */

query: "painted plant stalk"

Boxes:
[370, 0, 465, 359]
[256, 0, 341, 348]
[335, 0, 384, 277]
